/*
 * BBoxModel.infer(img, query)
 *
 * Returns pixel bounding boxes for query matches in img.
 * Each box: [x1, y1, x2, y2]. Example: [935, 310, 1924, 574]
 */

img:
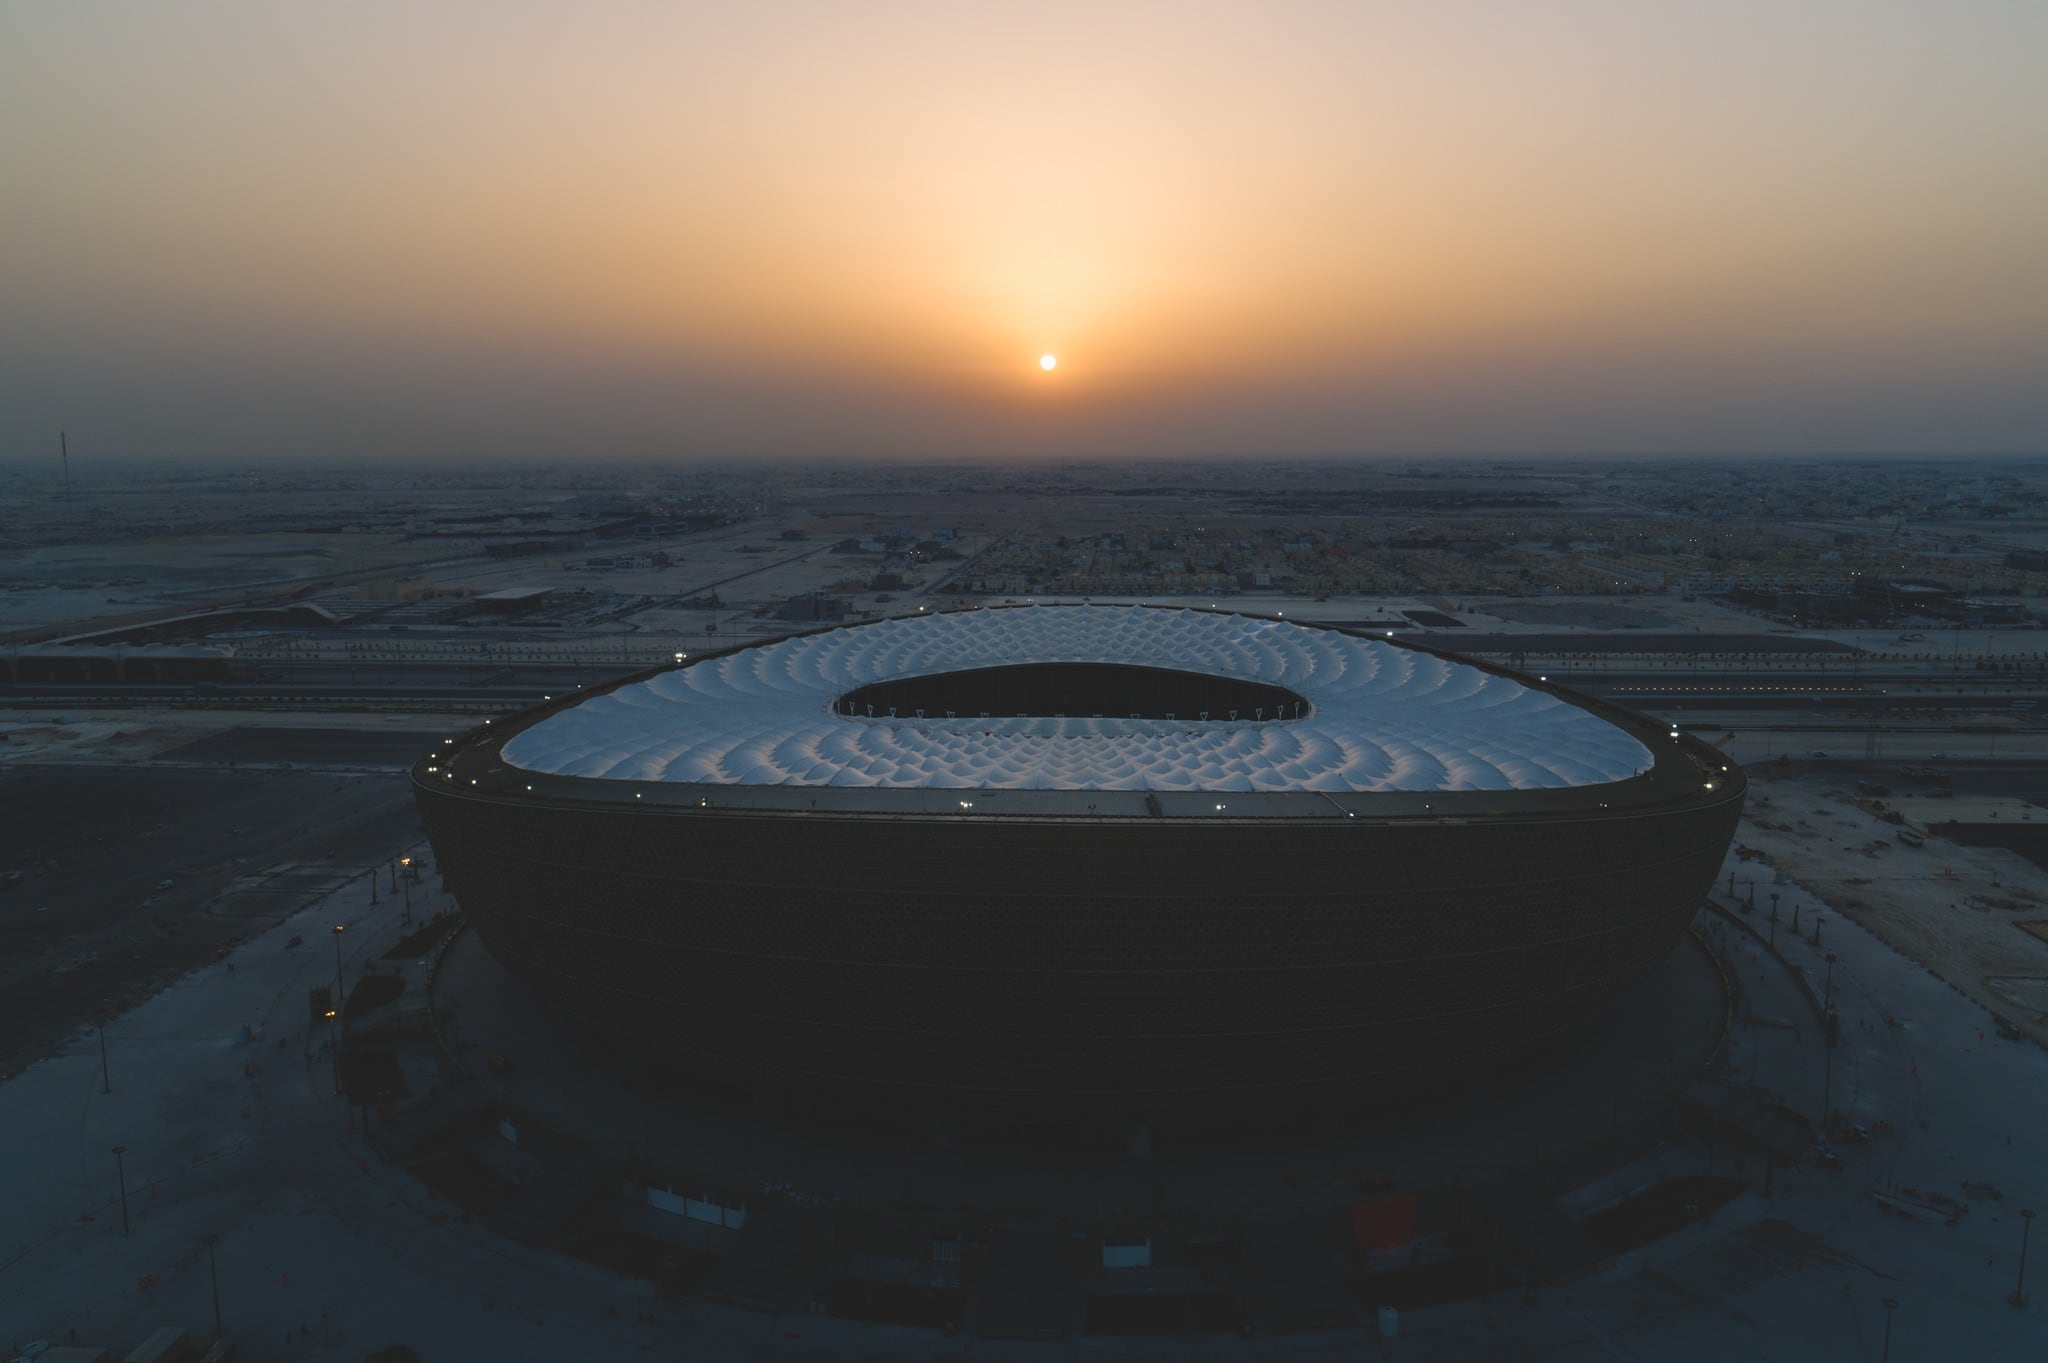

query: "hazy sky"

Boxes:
[3, 1, 2046, 463]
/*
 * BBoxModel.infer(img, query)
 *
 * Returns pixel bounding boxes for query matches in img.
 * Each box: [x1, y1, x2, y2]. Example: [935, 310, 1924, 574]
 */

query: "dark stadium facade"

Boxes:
[414, 608, 1744, 1124]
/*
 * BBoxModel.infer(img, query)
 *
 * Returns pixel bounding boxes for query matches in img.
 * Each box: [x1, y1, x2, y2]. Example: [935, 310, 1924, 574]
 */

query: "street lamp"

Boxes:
[1768, 899, 1779, 951]
[203, 1233, 222, 1337]
[111, 1145, 129, 1235]
[1824, 953, 1838, 1009]
[1821, 961, 1839, 1131]
[95, 1008, 111, 1094]
[325, 1008, 342, 1097]
[1882, 1296, 1898, 1362]
[2014, 1208, 2037, 1307]
[399, 857, 414, 928]
[331, 924, 346, 1006]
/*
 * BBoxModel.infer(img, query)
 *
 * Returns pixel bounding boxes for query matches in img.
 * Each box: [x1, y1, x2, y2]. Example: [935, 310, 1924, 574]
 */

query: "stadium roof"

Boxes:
[501, 606, 1652, 794]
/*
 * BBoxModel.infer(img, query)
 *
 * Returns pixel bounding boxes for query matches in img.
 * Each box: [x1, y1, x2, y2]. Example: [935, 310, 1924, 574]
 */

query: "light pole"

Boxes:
[331, 924, 346, 1006]
[95, 1009, 111, 1094]
[326, 1007, 342, 1097]
[1882, 1296, 1898, 1362]
[204, 1233, 222, 1337]
[111, 1145, 129, 1235]
[1820, 1039, 1835, 1131]
[1821, 952, 1839, 1131]
[1814, 914, 1825, 948]
[1768, 900, 1779, 951]
[399, 856, 413, 928]
[2014, 1208, 2036, 1307]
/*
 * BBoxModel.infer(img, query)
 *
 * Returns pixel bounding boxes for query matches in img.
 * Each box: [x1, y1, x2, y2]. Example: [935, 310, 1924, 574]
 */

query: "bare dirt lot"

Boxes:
[1480, 600, 1682, 630]
[0, 762, 420, 1078]
[1733, 764, 2048, 1034]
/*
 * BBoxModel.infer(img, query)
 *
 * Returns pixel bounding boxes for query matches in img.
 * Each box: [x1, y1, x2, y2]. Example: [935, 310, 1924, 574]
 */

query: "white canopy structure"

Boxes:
[502, 606, 1650, 793]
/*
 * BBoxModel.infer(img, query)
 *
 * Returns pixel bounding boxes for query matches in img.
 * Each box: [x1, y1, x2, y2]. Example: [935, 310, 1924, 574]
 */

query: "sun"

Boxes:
[1039, 354, 1057, 371]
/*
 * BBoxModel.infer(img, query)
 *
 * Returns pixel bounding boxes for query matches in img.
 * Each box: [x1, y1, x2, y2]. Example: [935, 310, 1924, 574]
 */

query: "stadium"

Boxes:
[413, 605, 1744, 1125]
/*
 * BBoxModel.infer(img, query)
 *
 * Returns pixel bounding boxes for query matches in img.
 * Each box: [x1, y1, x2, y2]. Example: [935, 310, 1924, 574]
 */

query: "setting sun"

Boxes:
[1, 3, 2042, 461]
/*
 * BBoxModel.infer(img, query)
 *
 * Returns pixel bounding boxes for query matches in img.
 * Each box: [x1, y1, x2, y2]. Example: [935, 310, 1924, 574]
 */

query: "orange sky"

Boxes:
[3, 1, 2045, 460]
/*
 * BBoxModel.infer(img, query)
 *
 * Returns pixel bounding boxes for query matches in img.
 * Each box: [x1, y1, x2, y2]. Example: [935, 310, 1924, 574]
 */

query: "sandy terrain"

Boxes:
[0, 707, 460, 765]
[1732, 767, 2048, 1034]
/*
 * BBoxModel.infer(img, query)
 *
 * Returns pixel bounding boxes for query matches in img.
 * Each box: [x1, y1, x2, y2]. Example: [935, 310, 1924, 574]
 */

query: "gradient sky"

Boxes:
[4, 1, 2046, 463]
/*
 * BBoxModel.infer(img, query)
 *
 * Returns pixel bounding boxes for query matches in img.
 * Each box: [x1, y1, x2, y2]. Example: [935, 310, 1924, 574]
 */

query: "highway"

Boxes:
[4, 664, 2044, 733]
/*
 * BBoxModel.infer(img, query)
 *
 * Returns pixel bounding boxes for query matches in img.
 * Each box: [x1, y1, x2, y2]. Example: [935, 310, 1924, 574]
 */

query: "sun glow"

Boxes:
[4, 4, 2041, 459]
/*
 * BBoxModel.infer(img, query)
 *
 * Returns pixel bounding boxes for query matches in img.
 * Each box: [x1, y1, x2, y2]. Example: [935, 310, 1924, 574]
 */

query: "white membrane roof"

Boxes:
[502, 607, 1652, 793]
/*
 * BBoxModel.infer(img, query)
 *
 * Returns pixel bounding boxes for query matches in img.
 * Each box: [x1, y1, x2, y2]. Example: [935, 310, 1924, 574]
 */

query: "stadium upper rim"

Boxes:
[503, 601, 1654, 789]
[494, 605, 1652, 795]
[419, 606, 1740, 822]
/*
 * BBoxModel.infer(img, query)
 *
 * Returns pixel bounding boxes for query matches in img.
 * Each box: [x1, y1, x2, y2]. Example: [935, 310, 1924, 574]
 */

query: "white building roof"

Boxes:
[501, 606, 1651, 793]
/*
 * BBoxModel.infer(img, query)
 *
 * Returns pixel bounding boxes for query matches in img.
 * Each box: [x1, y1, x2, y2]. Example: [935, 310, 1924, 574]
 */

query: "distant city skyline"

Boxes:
[3, 1, 2046, 463]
